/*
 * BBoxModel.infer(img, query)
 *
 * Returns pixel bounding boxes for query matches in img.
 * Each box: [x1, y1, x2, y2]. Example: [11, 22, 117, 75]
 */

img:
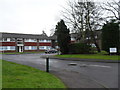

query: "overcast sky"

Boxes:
[0, 0, 118, 36]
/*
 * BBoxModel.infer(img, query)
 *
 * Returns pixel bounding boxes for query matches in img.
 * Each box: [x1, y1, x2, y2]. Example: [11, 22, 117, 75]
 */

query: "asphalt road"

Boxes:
[2, 53, 119, 88]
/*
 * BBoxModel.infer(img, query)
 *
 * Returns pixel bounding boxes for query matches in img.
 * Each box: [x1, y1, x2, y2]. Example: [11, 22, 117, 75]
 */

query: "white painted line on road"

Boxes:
[88, 64, 111, 68]
[79, 64, 111, 68]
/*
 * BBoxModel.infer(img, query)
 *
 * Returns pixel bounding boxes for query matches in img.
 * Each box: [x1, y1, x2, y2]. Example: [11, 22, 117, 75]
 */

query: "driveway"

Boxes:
[2, 53, 119, 88]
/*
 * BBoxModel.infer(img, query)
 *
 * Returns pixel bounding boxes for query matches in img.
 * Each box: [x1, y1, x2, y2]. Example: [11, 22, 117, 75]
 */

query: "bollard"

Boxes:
[46, 57, 49, 72]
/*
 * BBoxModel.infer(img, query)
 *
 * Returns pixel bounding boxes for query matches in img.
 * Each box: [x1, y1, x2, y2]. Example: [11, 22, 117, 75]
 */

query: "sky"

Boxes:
[0, 0, 67, 36]
[0, 0, 118, 36]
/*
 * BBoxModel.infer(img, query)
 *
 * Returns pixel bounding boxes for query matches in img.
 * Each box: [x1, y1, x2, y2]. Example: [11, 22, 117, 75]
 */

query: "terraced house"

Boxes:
[0, 32, 57, 52]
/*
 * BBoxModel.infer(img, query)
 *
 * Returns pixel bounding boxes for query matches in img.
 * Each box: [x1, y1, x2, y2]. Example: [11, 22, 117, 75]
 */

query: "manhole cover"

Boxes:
[68, 63, 77, 66]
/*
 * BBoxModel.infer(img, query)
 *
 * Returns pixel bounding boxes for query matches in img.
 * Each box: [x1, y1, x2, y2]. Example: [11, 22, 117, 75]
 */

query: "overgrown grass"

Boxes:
[55, 51, 119, 60]
[2, 60, 66, 88]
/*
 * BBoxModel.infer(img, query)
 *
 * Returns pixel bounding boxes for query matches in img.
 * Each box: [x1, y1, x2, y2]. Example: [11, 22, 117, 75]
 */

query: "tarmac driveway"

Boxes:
[2, 53, 119, 88]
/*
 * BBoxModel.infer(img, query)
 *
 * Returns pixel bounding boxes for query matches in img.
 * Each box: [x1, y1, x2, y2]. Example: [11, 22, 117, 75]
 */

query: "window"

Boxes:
[0, 46, 2, 51]
[10, 46, 15, 50]
[2, 46, 7, 51]
[39, 46, 51, 50]
[24, 39, 29, 42]
[39, 46, 45, 49]
[46, 40, 51, 42]
[10, 38, 15, 41]
[0, 46, 15, 51]
[31, 46, 37, 50]
[39, 39, 45, 42]
[46, 46, 51, 49]
[29, 39, 37, 42]
[17, 42, 23, 44]
[2, 38, 15, 42]
[2, 38, 7, 42]
[24, 39, 37, 42]
[25, 46, 29, 50]
[39, 39, 51, 42]
[25, 46, 37, 50]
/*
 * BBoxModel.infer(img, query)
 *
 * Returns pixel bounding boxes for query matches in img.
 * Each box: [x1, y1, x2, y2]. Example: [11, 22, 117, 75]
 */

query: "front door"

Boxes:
[18, 46, 23, 52]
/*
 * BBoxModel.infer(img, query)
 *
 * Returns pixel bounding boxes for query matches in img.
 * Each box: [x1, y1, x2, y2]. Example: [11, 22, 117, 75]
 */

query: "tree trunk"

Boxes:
[88, 23, 101, 53]
[91, 31, 101, 53]
[94, 39, 101, 53]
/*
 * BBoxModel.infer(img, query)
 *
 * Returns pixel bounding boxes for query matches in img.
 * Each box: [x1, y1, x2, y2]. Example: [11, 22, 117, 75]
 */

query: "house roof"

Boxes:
[0, 32, 49, 39]
[49, 34, 57, 40]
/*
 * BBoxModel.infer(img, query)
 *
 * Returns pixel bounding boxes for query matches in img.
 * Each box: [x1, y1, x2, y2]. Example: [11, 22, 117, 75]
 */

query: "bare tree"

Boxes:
[100, 0, 120, 20]
[62, 0, 85, 41]
[62, 0, 103, 52]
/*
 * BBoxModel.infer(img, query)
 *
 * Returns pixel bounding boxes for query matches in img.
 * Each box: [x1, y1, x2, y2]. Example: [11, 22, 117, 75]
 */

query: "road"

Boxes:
[2, 53, 119, 88]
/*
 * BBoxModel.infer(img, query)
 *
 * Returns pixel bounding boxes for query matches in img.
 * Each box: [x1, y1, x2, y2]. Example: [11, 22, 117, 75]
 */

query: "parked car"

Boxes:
[45, 48, 58, 54]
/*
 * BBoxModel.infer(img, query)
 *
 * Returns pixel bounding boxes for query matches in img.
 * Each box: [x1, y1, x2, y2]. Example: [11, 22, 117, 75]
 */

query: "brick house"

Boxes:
[0, 30, 101, 52]
[0, 32, 56, 52]
[70, 30, 102, 49]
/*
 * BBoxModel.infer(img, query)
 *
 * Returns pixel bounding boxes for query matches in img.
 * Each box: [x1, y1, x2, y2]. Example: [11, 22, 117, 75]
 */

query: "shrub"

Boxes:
[101, 19, 119, 54]
[69, 43, 92, 54]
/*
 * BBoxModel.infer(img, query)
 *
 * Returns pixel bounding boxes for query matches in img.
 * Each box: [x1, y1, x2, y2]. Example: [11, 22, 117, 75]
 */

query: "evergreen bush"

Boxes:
[69, 43, 92, 54]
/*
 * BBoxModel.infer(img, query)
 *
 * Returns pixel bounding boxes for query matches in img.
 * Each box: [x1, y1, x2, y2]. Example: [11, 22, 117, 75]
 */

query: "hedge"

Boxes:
[69, 43, 92, 54]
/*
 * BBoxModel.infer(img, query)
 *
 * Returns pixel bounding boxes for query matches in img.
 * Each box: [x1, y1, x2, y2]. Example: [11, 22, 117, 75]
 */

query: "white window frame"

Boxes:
[39, 46, 45, 49]
[25, 46, 30, 50]
[0, 46, 15, 51]
[31, 46, 37, 50]
[39, 39, 45, 42]
[24, 39, 37, 42]
[2, 38, 15, 42]
[42, 39, 51, 42]
[25, 46, 37, 50]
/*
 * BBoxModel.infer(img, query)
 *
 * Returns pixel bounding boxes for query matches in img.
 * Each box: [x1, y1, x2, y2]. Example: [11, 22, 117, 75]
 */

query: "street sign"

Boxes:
[109, 48, 117, 53]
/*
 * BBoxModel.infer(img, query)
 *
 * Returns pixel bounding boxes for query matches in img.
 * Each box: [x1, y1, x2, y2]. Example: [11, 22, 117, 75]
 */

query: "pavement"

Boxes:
[2, 53, 119, 89]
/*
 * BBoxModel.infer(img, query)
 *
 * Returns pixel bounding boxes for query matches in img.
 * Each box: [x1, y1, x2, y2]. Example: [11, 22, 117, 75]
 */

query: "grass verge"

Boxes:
[2, 60, 66, 88]
[55, 51, 119, 60]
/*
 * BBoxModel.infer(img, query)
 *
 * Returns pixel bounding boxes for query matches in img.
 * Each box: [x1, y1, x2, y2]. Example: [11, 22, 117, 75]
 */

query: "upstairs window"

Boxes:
[2, 38, 15, 42]
[46, 40, 51, 42]
[10, 38, 15, 41]
[2, 38, 7, 42]
[24, 39, 37, 42]
[39, 39, 45, 42]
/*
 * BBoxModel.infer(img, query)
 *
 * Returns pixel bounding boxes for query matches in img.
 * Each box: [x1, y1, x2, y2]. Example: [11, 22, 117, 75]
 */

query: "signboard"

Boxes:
[109, 48, 117, 53]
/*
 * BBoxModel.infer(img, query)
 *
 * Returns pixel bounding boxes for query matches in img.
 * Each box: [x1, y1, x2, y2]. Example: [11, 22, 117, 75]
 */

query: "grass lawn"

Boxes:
[2, 60, 66, 88]
[55, 51, 119, 60]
